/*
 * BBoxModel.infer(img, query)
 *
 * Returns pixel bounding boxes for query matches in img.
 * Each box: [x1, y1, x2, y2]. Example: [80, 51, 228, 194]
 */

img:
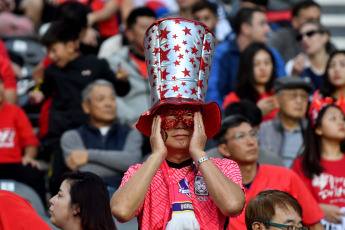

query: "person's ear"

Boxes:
[66, 41, 77, 53]
[315, 126, 323, 136]
[322, 33, 329, 46]
[72, 204, 81, 216]
[125, 29, 134, 43]
[81, 101, 91, 114]
[291, 16, 299, 29]
[241, 22, 251, 36]
[252, 222, 266, 230]
[218, 143, 231, 159]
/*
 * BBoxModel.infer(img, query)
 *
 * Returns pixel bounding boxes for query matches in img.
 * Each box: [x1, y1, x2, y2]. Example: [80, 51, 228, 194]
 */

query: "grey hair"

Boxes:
[81, 79, 116, 102]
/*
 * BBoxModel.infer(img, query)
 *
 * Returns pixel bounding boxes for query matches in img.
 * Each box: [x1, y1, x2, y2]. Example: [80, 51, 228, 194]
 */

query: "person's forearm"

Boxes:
[24, 145, 38, 158]
[309, 222, 325, 230]
[111, 153, 164, 222]
[4, 89, 17, 104]
[88, 1, 119, 26]
[195, 152, 245, 216]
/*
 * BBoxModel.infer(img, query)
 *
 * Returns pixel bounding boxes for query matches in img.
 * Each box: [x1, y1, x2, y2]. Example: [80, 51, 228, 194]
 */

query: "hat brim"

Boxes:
[136, 98, 221, 140]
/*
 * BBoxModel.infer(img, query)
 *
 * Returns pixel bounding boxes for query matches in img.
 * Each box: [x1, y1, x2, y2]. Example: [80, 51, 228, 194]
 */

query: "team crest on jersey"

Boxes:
[194, 176, 208, 196]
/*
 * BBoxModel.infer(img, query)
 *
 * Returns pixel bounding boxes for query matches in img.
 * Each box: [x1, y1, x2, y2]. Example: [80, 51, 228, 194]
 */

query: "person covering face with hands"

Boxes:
[110, 17, 245, 230]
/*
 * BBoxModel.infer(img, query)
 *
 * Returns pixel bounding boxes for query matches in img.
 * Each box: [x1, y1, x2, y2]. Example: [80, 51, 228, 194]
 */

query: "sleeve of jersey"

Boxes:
[289, 170, 325, 226]
[119, 163, 145, 217]
[212, 158, 245, 217]
[0, 56, 17, 89]
[16, 107, 39, 147]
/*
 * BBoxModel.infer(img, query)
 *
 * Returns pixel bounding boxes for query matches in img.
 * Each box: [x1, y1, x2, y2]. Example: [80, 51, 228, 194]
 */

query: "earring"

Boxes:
[73, 211, 77, 216]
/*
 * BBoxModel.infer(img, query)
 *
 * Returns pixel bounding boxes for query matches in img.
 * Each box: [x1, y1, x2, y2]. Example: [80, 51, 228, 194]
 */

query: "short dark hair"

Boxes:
[126, 7, 156, 30]
[292, 0, 321, 18]
[213, 115, 251, 146]
[192, 1, 218, 16]
[61, 171, 116, 230]
[57, 1, 88, 33]
[224, 100, 262, 127]
[245, 190, 303, 230]
[231, 7, 264, 35]
[41, 21, 80, 46]
[241, 0, 268, 7]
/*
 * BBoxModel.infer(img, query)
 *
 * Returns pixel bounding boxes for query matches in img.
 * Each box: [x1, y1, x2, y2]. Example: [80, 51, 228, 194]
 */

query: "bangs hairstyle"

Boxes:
[234, 42, 277, 102]
[245, 190, 303, 230]
[320, 50, 345, 97]
[62, 171, 116, 230]
[41, 21, 80, 46]
[301, 104, 345, 178]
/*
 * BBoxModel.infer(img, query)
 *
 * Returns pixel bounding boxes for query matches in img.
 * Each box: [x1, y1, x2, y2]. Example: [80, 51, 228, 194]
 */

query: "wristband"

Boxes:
[196, 156, 211, 167]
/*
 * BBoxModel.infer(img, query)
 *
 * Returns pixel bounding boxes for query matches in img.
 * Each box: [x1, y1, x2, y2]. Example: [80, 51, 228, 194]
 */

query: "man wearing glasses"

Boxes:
[245, 190, 309, 230]
[213, 115, 325, 230]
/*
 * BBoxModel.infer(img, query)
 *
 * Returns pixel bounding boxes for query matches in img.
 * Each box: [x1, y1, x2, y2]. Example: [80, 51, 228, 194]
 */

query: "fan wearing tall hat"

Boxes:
[110, 18, 245, 230]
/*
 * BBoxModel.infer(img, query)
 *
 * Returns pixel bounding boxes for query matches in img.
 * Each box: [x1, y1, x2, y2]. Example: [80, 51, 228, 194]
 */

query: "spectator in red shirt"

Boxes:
[0, 191, 51, 230]
[223, 42, 279, 121]
[110, 18, 245, 230]
[214, 115, 325, 230]
[245, 190, 309, 230]
[292, 100, 345, 228]
[0, 77, 46, 204]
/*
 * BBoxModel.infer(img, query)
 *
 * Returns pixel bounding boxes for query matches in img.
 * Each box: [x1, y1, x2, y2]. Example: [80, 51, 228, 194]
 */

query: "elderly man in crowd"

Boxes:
[61, 79, 143, 193]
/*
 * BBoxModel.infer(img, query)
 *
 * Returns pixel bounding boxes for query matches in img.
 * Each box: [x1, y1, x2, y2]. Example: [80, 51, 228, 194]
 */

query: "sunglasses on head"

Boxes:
[296, 30, 321, 41]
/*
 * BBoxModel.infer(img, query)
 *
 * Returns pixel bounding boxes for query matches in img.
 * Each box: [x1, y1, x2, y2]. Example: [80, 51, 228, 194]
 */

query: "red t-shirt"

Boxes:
[0, 102, 39, 163]
[120, 158, 244, 230]
[228, 164, 324, 230]
[129, 53, 147, 79]
[222, 91, 278, 122]
[0, 55, 17, 90]
[0, 39, 10, 59]
[292, 156, 345, 208]
[0, 191, 51, 230]
[59, 0, 121, 38]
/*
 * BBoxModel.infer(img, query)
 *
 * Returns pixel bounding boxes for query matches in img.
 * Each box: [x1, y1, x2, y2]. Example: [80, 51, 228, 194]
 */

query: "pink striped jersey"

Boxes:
[119, 157, 244, 230]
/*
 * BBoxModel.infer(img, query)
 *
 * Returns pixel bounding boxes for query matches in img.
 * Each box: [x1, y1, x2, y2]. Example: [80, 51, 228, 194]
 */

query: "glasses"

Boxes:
[265, 221, 309, 230]
[226, 130, 257, 143]
[296, 30, 322, 41]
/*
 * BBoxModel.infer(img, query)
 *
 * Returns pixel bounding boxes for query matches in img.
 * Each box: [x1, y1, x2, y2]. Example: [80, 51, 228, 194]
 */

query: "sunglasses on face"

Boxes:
[296, 30, 322, 41]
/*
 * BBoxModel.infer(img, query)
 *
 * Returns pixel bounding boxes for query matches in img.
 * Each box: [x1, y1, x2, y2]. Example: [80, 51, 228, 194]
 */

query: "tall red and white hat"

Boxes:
[136, 17, 221, 139]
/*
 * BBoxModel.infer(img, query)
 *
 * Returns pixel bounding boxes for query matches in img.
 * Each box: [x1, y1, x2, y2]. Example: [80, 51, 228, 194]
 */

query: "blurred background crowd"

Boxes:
[0, 0, 345, 229]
